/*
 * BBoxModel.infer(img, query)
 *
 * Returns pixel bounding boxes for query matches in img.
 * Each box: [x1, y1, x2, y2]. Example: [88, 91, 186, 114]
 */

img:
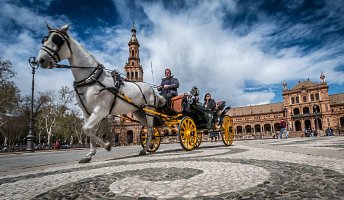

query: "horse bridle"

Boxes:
[41, 29, 73, 63]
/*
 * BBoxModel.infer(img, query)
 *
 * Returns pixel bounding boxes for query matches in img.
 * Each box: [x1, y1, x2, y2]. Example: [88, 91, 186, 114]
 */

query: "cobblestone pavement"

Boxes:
[0, 137, 343, 199]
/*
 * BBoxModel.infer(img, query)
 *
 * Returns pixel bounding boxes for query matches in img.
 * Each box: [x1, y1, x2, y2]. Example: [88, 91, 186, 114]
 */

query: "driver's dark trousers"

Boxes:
[162, 93, 176, 108]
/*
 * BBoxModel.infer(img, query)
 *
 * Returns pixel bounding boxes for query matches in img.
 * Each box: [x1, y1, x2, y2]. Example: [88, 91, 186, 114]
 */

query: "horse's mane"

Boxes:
[68, 35, 101, 65]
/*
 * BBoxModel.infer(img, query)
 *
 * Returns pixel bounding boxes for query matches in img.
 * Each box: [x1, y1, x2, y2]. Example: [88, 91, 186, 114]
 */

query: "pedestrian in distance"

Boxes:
[279, 117, 287, 139]
[310, 128, 315, 138]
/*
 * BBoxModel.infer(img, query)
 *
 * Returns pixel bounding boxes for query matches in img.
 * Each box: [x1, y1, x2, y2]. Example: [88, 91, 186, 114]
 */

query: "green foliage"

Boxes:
[0, 58, 20, 116]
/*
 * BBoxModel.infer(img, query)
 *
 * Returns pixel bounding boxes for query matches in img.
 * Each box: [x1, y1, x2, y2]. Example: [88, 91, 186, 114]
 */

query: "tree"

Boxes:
[35, 86, 75, 146]
[96, 116, 114, 144]
[0, 58, 21, 146]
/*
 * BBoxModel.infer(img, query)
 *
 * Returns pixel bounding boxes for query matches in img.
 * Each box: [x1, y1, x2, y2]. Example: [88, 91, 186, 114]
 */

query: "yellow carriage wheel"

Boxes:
[140, 127, 161, 152]
[178, 116, 197, 151]
[194, 132, 202, 148]
[221, 115, 234, 146]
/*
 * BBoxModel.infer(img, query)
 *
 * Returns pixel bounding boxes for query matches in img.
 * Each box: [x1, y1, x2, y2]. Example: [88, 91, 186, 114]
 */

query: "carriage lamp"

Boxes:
[26, 57, 39, 152]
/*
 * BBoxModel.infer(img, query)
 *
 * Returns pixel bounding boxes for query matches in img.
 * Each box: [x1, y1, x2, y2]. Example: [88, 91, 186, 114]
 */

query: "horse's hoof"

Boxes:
[105, 142, 111, 151]
[139, 149, 147, 156]
[79, 157, 92, 163]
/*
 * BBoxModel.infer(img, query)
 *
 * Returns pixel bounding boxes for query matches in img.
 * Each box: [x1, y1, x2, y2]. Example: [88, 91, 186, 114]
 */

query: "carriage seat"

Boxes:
[171, 93, 188, 112]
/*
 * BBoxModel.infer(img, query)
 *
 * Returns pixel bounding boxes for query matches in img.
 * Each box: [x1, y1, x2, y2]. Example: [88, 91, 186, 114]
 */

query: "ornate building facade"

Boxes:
[228, 73, 344, 139]
[112, 23, 143, 146]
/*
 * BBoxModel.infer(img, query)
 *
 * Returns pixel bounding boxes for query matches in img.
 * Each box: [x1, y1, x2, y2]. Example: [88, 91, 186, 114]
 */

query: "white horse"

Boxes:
[37, 24, 165, 163]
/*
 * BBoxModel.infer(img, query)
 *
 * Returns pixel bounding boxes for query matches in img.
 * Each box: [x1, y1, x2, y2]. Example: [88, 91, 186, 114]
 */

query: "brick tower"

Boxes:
[124, 22, 143, 82]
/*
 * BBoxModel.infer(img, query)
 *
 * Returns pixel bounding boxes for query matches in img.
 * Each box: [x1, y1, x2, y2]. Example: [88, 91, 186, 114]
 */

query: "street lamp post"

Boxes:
[26, 57, 39, 152]
[313, 105, 318, 137]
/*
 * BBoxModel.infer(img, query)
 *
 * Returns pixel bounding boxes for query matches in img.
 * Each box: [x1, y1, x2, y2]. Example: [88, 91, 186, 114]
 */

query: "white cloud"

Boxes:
[133, 1, 344, 106]
[1, 0, 343, 109]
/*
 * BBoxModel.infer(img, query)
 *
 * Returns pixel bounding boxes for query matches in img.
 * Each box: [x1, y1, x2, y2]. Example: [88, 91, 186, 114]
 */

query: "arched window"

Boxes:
[236, 126, 243, 134]
[303, 96, 307, 102]
[127, 72, 130, 79]
[315, 93, 320, 100]
[303, 107, 310, 114]
[296, 96, 300, 103]
[135, 72, 138, 79]
[310, 94, 314, 101]
[291, 97, 295, 104]
[313, 105, 320, 113]
[293, 108, 300, 115]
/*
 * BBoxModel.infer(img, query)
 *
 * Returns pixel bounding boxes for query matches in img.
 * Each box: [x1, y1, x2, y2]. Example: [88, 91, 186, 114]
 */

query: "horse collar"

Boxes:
[73, 64, 104, 88]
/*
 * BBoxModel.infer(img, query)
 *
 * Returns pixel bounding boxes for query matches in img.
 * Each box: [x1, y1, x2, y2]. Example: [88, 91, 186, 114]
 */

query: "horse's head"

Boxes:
[37, 23, 72, 69]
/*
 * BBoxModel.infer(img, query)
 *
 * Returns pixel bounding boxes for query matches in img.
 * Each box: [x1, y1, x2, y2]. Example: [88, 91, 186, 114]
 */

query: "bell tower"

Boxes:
[124, 22, 143, 82]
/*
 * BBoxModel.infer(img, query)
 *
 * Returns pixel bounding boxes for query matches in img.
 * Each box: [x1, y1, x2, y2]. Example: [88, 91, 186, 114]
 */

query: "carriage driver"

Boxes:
[157, 68, 179, 105]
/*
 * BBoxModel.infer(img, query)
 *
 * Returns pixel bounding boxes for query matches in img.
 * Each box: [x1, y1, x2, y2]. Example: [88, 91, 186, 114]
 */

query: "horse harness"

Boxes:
[70, 64, 157, 116]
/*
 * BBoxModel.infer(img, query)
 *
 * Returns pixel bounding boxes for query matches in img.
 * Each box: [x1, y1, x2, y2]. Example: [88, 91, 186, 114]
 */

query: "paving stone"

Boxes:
[0, 137, 344, 199]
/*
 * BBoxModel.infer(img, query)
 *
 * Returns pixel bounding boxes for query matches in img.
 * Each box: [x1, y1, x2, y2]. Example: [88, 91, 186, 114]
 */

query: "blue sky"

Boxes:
[1, 0, 344, 107]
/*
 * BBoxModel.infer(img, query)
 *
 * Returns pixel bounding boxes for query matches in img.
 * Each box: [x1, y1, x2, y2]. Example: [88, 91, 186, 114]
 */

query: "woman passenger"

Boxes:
[203, 93, 216, 111]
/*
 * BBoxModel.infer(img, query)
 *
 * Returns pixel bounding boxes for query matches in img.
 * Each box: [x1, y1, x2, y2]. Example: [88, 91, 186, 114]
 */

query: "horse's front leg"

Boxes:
[79, 109, 111, 163]
[79, 137, 97, 163]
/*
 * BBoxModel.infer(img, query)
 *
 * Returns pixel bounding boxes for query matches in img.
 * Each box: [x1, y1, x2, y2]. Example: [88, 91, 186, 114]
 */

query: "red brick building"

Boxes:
[228, 73, 344, 139]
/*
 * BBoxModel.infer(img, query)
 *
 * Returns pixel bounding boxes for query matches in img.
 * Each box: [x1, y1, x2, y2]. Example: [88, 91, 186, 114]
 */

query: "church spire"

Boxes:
[128, 21, 139, 46]
[124, 21, 143, 82]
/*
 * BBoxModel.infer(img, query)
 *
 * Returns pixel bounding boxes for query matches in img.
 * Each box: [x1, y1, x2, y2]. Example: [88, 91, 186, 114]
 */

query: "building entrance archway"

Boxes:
[304, 119, 311, 130]
[245, 125, 252, 133]
[254, 124, 261, 133]
[127, 130, 134, 144]
[340, 117, 344, 134]
[274, 123, 280, 131]
[314, 118, 323, 130]
[264, 124, 271, 133]
[237, 126, 243, 134]
[295, 120, 302, 131]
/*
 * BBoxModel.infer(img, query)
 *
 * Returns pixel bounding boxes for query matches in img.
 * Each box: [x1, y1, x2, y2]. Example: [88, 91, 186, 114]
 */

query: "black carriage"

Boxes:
[140, 87, 234, 152]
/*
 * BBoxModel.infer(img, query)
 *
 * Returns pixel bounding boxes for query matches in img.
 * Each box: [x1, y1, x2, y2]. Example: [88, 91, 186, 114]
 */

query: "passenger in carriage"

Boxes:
[203, 93, 217, 142]
[203, 93, 216, 111]
[157, 68, 179, 106]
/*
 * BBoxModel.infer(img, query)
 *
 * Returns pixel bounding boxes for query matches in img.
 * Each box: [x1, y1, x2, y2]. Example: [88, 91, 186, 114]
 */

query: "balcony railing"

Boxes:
[291, 112, 322, 119]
